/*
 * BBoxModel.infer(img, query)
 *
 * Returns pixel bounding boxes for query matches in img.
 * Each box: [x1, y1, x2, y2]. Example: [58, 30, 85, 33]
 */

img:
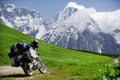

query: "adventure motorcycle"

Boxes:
[21, 57, 46, 76]
[9, 47, 46, 76]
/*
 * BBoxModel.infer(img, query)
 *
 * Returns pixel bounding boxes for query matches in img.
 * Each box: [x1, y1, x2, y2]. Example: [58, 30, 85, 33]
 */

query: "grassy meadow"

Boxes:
[0, 24, 115, 79]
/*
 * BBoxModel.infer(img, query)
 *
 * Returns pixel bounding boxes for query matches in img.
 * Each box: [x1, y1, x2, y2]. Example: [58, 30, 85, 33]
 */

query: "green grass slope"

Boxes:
[0, 24, 114, 79]
[0, 24, 33, 65]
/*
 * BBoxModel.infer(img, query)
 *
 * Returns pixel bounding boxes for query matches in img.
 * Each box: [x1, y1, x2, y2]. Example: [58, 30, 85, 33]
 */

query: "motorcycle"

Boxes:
[9, 47, 46, 76]
[21, 47, 46, 76]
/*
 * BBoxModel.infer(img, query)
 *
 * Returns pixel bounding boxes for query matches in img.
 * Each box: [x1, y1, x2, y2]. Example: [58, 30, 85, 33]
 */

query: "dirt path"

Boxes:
[0, 66, 22, 73]
[0, 66, 25, 80]
[0, 66, 51, 80]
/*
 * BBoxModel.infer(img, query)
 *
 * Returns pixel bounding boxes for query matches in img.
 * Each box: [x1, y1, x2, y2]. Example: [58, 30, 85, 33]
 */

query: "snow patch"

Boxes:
[0, 15, 13, 28]
[35, 25, 47, 39]
[113, 32, 120, 44]
[6, 7, 14, 12]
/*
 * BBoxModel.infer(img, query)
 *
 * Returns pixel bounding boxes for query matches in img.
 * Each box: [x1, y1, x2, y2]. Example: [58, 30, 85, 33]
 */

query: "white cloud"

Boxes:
[66, 2, 85, 10]
[67, 2, 120, 33]
[91, 10, 120, 33]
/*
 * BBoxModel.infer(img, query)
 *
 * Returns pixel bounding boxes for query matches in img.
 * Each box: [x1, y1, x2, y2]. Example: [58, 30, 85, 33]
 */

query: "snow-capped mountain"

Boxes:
[0, 1, 46, 38]
[41, 2, 120, 55]
[0, 1, 120, 55]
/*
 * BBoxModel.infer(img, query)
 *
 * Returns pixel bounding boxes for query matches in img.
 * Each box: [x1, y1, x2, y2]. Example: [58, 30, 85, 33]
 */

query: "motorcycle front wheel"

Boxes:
[37, 58, 46, 74]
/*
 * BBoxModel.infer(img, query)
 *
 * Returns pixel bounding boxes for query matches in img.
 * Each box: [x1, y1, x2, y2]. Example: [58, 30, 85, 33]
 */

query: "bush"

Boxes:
[103, 63, 120, 79]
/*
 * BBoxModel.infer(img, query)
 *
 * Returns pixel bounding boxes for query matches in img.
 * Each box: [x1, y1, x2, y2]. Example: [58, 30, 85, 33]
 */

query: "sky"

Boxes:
[2, 0, 120, 18]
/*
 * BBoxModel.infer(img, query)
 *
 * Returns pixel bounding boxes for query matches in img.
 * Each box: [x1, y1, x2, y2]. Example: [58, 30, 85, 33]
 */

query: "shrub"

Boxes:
[103, 63, 120, 79]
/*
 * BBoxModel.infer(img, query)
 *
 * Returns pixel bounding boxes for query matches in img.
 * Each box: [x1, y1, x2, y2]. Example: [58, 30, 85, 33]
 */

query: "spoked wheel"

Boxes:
[21, 63, 33, 76]
[37, 58, 46, 74]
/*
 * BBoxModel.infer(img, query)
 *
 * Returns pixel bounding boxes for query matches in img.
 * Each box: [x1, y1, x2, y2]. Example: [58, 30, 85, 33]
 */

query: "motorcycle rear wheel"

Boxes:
[22, 63, 33, 76]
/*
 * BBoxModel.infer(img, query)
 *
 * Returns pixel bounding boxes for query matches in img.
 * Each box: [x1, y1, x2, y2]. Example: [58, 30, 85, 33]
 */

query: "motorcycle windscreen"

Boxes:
[26, 48, 38, 60]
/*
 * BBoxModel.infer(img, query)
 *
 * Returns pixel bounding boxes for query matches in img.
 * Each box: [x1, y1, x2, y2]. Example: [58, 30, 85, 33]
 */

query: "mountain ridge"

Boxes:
[41, 4, 120, 55]
[0, 1, 120, 55]
[0, 1, 46, 38]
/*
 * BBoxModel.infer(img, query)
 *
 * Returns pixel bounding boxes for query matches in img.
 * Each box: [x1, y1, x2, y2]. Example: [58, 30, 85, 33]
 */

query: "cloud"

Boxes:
[66, 2, 85, 10]
[67, 2, 120, 33]
[91, 10, 120, 33]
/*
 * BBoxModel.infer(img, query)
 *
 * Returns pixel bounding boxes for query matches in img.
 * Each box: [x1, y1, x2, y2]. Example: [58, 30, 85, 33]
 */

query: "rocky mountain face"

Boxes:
[0, 1, 46, 38]
[41, 5, 120, 55]
[0, 1, 120, 55]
